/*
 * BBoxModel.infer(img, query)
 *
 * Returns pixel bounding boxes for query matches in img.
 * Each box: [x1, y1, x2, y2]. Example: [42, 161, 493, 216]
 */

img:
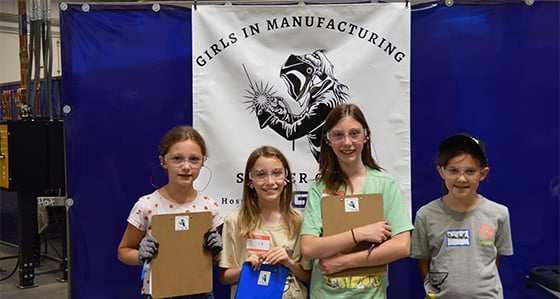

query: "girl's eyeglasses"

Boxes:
[442, 166, 482, 179]
[164, 154, 206, 168]
[326, 128, 367, 143]
[249, 168, 287, 182]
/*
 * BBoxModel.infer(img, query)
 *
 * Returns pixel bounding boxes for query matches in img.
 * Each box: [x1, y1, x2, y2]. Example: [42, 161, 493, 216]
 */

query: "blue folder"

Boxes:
[234, 262, 289, 299]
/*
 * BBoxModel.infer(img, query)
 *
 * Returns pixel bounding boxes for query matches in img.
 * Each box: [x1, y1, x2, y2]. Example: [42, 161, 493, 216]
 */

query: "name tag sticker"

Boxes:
[446, 229, 470, 247]
[247, 235, 271, 252]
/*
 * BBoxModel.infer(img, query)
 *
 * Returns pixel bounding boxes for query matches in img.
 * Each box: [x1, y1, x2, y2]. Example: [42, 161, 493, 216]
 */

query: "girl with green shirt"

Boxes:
[300, 103, 414, 299]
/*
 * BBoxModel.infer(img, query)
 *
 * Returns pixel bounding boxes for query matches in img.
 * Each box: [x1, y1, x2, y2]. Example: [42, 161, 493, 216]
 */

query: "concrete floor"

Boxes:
[0, 243, 69, 299]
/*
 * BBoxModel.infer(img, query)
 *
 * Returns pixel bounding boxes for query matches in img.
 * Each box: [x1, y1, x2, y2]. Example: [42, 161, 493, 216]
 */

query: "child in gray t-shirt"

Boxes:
[410, 133, 513, 299]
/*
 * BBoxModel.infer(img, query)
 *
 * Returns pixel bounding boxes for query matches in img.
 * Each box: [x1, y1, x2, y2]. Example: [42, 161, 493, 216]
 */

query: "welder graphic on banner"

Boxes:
[245, 49, 349, 162]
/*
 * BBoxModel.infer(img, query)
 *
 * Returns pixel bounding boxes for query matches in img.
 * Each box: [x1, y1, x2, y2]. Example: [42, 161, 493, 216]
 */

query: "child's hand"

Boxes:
[318, 253, 347, 275]
[356, 221, 392, 244]
[245, 253, 264, 271]
[261, 247, 292, 267]
[138, 235, 159, 265]
[203, 227, 223, 259]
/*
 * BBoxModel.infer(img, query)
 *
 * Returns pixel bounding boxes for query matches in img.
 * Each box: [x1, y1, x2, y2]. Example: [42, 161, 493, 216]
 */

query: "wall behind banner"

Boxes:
[59, 2, 559, 299]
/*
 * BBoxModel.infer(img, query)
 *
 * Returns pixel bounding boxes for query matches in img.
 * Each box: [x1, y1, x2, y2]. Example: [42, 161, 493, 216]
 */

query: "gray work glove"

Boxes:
[138, 235, 159, 265]
[203, 227, 223, 259]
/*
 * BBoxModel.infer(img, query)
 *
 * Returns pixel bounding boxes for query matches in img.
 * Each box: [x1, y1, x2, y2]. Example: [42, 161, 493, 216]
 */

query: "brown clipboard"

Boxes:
[321, 193, 387, 277]
[151, 212, 213, 298]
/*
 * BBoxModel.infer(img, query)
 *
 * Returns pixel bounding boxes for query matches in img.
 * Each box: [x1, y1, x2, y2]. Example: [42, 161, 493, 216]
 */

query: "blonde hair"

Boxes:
[238, 145, 301, 239]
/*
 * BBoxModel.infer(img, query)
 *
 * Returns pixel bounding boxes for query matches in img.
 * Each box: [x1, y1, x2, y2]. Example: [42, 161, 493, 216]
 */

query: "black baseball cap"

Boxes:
[439, 133, 488, 166]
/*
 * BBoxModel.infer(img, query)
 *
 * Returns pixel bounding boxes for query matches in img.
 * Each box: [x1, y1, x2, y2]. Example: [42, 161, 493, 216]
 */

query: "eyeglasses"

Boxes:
[249, 168, 287, 182]
[164, 154, 206, 168]
[326, 128, 367, 143]
[442, 166, 482, 179]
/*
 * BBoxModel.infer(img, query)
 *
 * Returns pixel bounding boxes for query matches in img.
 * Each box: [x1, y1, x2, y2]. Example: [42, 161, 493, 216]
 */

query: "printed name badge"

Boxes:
[446, 229, 470, 247]
[174, 216, 190, 231]
[246, 235, 271, 253]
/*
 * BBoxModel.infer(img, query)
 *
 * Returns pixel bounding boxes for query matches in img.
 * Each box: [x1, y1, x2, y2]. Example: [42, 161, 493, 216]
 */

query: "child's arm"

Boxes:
[118, 223, 147, 266]
[316, 230, 410, 275]
[219, 266, 242, 285]
[284, 258, 311, 284]
[418, 258, 430, 280]
[301, 229, 364, 261]
[263, 247, 310, 283]
[219, 252, 263, 284]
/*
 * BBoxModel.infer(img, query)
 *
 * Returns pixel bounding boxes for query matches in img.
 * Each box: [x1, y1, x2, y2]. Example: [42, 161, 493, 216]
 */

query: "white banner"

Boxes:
[193, 3, 411, 215]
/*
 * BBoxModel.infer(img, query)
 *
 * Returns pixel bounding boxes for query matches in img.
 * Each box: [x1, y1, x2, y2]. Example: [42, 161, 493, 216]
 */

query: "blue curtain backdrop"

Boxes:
[59, 2, 559, 298]
[406, 3, 559, 299]
[60, 4, 195, 298]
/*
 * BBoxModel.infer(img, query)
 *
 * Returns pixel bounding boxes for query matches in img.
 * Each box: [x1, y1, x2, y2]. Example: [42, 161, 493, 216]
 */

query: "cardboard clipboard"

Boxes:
[234, 262, 289, 299]
[150, 212, 213, 298]
[321, 193, 387, 277]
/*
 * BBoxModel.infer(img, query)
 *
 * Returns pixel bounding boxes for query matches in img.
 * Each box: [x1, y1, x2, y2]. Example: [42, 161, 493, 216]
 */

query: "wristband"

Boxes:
[350, 228, 358, 244]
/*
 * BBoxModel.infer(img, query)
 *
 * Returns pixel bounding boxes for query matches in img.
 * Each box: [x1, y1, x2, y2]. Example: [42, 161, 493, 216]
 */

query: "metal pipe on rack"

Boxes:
[41, 0, 53, 119]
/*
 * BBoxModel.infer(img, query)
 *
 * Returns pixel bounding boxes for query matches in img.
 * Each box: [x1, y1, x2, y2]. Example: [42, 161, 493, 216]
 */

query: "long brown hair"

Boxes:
[318, 103, 382, 195]
[238, 146, 301, 239]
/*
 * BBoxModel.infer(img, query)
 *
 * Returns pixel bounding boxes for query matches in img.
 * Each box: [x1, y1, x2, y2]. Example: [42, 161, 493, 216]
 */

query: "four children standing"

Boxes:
[119, 106, 512, 299]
